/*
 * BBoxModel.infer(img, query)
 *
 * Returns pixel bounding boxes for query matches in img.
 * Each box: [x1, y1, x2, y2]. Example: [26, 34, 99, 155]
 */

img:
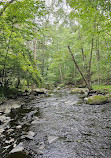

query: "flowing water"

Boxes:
[0, 89, 111, 158]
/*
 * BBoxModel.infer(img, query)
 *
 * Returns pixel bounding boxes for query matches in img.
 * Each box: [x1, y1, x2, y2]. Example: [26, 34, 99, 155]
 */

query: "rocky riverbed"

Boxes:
[0, 89, 111, 158]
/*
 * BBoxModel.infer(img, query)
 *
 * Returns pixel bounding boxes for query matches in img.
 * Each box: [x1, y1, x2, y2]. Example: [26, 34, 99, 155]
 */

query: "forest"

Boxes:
[0, 0, 111, 99]
[0, 1, 111, 158]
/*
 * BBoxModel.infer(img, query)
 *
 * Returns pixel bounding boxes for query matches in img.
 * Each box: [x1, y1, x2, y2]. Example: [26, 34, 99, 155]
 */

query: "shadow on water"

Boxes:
[0, 102, 42, 158]
[6, 151, 31, 158]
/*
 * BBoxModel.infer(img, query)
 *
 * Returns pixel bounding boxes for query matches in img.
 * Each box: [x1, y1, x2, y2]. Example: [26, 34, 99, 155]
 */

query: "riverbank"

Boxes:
[0, 88, 111, 158]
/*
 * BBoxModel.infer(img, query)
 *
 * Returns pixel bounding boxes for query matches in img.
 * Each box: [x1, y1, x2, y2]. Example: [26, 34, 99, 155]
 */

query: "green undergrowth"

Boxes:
[92, 85, 111, 93]
[0, 93, 6, 103]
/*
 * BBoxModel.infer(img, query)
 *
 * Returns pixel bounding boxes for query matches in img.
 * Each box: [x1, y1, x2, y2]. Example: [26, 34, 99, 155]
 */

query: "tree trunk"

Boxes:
[42, 37, 45, 76]
[96, 38, 100, 86]
[73, 63, 76, 85]
[68, 46, 91, 89]
[2, 24, 13, 86]
[96, 24, 100, 86]
[88, 38, 93, 90]
[59, 63, 63, 83]
[78, 30, 85, 67]
[33, 38, 37, 61]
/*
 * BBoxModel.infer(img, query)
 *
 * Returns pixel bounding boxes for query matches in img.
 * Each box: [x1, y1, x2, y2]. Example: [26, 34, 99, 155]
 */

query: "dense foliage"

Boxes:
[0, 0, 111, 97]
[0, 0, 46, 97]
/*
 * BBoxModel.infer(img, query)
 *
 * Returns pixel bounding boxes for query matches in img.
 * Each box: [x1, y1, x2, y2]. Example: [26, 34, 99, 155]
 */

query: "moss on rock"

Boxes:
[71, 88, 89, 95]
[106, 93, 111, 102]
[86, 95, 109, 105]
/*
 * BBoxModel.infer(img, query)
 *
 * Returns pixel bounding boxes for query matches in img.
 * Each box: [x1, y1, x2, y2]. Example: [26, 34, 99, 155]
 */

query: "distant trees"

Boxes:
[37, 0, 111, 89]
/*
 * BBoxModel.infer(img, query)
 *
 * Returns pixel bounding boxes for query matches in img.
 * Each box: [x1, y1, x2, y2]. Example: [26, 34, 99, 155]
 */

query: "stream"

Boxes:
[0, 89, 111, 158]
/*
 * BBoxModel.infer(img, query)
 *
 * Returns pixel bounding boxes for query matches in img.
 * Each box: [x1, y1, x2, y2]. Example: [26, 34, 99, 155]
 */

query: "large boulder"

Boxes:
[86, 94, 111, 105]
[30, 88, 47, 96]
[71, 88, 89, 95]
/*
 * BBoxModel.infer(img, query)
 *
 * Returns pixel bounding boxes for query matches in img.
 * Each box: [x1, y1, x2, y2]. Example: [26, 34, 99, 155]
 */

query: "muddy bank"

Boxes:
[0, 89, 111, 158]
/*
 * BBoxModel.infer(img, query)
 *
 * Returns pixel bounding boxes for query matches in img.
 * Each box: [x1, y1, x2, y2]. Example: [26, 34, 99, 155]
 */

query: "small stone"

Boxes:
[23, 131, 36, 140]
[48, 136, 58, 144]
[13, 143, 17, 148]
[3, 145, 11, 149]
[7, 129, 14, 133]
[28, 131, 36, 137]
[38, 150, 44, 155]
[0, 120, 3, 125]
[0, 129, 5, 134]
[84, 97, 88, 101]
[5, 138, 14, 144]
[71, 88, 89, 94]
[25, 135, 33, 140]
[10, 142, 24, 153]
[39, 145, 45, 150]
[16, 125, 22, 129]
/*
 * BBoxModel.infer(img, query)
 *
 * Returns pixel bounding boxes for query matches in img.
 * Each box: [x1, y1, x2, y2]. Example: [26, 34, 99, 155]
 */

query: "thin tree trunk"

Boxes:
[78, 30, 85, 66]
[73, 64, 76, 85]
[42, 37, 45, 76]
[59, 63, 63, 83]
[88, 38, 93, 90]
[33, 38, 37, 61]
[68, 46, 90, 89]
[96, 37, 100, 86]
[2, 23, 14, 86]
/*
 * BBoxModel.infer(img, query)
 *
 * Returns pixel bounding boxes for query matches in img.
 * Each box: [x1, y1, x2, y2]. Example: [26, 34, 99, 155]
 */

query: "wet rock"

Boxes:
[0, 115, 10, 122]
[23, 131, 36, 140]
[24, 135, 34, 140]
[84, 97, 88, 101]
[5, 138, 14, 144]
[48, 135, 59, 144]
[0, 111, 5, 115]
[39, 142, 45, 150]
[16, 125, 22, 129]
[38, 142, 45, 155]
[10, 142, 24, 153]
[7, 128, 14, 133]
[28, 131, 36, 137]
[0, 120, 3, 125]
[0, 101, 4, 105]
[88, 89, 109, 96]
[30, 88, 46, 96]
[3, 145, 11, 149]
[56, 86, 61, 90]
[0, 129, 5, 134]
[32, 118, 47, 124]
[71, 88, 89, 95]
[0, 100, 23, 115]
